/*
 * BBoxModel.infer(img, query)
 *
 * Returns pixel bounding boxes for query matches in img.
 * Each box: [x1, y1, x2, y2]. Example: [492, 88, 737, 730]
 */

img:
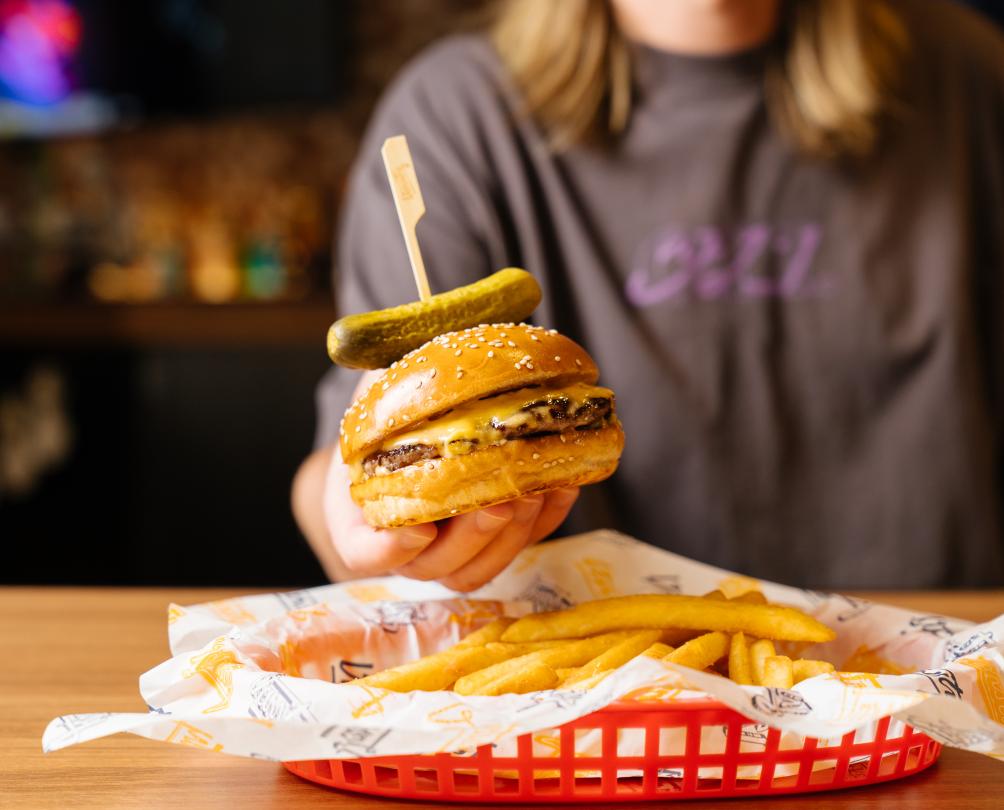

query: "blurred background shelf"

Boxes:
[0, 300, 335, 347]
[0, 0, 482, 587]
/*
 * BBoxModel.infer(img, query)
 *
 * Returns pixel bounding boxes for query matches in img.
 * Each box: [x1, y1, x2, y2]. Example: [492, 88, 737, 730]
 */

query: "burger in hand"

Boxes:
[340, 323, 624, 528]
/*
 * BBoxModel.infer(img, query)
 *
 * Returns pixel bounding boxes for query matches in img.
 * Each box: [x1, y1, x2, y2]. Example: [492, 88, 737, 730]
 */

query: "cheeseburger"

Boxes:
[340, 323, 624, 528]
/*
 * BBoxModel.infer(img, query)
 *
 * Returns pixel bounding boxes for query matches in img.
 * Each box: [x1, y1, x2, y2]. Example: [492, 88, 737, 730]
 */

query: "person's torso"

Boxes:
[362, 1, 1004, 587]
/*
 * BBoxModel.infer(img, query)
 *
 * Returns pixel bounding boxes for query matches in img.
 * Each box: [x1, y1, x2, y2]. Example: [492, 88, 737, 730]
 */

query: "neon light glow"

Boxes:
[0, 0, 81, 105]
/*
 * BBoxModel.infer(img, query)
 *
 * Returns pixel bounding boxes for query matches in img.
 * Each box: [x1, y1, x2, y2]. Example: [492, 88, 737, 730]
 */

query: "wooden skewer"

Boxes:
[381, 135, 432, 302]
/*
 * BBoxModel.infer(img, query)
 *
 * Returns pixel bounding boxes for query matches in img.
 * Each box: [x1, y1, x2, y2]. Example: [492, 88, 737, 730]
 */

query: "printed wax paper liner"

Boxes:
[44, 530, 1004, 768]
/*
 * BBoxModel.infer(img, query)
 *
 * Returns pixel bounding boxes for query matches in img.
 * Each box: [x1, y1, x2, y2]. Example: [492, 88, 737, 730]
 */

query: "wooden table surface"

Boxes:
[3, 587, 1003, 809]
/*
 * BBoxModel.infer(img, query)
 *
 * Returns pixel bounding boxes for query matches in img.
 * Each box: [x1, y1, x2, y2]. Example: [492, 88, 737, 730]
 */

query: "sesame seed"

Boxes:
[477, 336, 486, 342]
[532, 452, 541, 460]
[400, 361, 408, 368]
[468, 343, 478, 349]
[416, 356, 427, 363]
[388, 417, 395, 427]
[548, 329, 558, 335]
[355, 426, 361, 433]
[416, 380, 423, 388]
[429, 368, 438, 378]
[454, 349, 462, 357]
[381, 382, 390, 390]
[456, 370, 464, 379]
[542, 462, 551, 469]
[500, 332, 507, 337]
[401, 415, 409, 422]
[514, 363, 521, 369]
[526, 363, 534, 370]
[575, 359, 582, 367]
[390, 361, 398, 369]
[426, 462, 435, 470]
[530, 335, 539, 341]
[487, 350, 495, 358]
[450, 509, 458, 515]
[507, 340, 516, 348]
[554, 356, 561, 361]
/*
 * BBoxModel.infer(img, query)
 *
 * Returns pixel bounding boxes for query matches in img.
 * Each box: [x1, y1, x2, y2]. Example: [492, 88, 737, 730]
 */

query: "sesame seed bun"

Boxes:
[337, 323, 623, 529]
[339, 323, 599, 462]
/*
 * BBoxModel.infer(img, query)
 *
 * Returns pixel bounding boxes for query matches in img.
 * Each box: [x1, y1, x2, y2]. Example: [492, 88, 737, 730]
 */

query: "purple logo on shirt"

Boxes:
[625, 223, 826, 307]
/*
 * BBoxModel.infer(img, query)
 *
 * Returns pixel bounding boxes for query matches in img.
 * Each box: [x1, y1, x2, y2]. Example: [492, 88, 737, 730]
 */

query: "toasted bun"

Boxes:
[340, 323, 598, 461]
[350, 421, 624, 528]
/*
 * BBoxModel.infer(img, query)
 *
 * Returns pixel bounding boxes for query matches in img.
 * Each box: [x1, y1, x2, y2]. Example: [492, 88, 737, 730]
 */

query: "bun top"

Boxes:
[340, 323, 599, 461]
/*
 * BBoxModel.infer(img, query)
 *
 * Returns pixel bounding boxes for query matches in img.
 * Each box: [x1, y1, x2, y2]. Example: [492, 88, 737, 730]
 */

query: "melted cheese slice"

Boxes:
[382, 382, 613, 457]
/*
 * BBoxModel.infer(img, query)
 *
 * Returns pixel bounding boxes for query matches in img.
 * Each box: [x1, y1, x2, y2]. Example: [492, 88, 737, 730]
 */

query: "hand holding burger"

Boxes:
[295, 139, 622, 590]
[319, 444, 580, 592]
[312, 322, 623, 592]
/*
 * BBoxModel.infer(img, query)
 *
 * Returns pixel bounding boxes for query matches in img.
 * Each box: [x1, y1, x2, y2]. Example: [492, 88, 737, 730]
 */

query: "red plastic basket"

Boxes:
[284, 697, 941, 802]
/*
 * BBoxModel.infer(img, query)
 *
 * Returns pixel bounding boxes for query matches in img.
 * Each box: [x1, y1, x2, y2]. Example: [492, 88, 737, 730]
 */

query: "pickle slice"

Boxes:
[327, 267, 542, 369]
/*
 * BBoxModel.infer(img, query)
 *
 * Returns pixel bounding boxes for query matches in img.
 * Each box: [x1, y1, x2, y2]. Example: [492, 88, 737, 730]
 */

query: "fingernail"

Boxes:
[397, 526, 436, 549]
[513, 496, 544, 523]
[476, 506, 513, 532]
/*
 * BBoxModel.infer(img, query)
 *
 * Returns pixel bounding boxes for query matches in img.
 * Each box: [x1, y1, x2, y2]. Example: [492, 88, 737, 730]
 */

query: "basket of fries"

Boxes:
[51, 532, 1004, 799]
[282, 589, 942, 802]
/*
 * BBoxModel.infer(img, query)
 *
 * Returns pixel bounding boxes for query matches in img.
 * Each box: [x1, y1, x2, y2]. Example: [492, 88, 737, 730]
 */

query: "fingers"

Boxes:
[527, 487, 580, 544]
[394, 502, 515, 581]
[336, 520, 440, 577]
[439, 495, 545, 592]
[324, 451, 439, 576]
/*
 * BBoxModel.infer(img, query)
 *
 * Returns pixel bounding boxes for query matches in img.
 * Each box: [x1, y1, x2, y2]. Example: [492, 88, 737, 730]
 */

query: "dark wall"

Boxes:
[2, 346, 329, 586]
[76, 0, 352, 117]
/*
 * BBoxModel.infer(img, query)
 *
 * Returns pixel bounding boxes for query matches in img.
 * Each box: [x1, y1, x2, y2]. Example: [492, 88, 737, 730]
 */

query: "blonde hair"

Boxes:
[492, 0, 909, 158]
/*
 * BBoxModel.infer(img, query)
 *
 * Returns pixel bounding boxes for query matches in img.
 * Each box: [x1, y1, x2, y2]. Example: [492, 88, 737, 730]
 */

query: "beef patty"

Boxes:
[362, 396, 613, 475]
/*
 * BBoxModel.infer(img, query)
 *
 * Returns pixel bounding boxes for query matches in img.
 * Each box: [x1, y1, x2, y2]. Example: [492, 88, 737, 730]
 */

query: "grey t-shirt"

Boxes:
[317, 0, 1004, 588]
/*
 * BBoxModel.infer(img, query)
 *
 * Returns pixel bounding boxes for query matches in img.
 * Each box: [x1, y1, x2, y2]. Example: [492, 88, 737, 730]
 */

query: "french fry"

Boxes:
[453, 631, 636, 695]
[792, 659, 835, 683]
[642, 642, 675, 658]
[731, 591, 767, 605]
[501, 595, 835, 644]
[728, 632, 753, 685]
[475, 661, 558, 696]
[456, 617, 515, 647]
[489, 641, 565, 654]
[561, 630, 663, 686]
[750, 639, 776, 686]
[664, 632, 729, 671]
[762, 655, 794, 688]
[356, 643, 515, 692]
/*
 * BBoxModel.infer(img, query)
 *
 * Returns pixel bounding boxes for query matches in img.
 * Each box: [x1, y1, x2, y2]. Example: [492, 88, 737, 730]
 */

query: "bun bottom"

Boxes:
[350, 422, 624, 528]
